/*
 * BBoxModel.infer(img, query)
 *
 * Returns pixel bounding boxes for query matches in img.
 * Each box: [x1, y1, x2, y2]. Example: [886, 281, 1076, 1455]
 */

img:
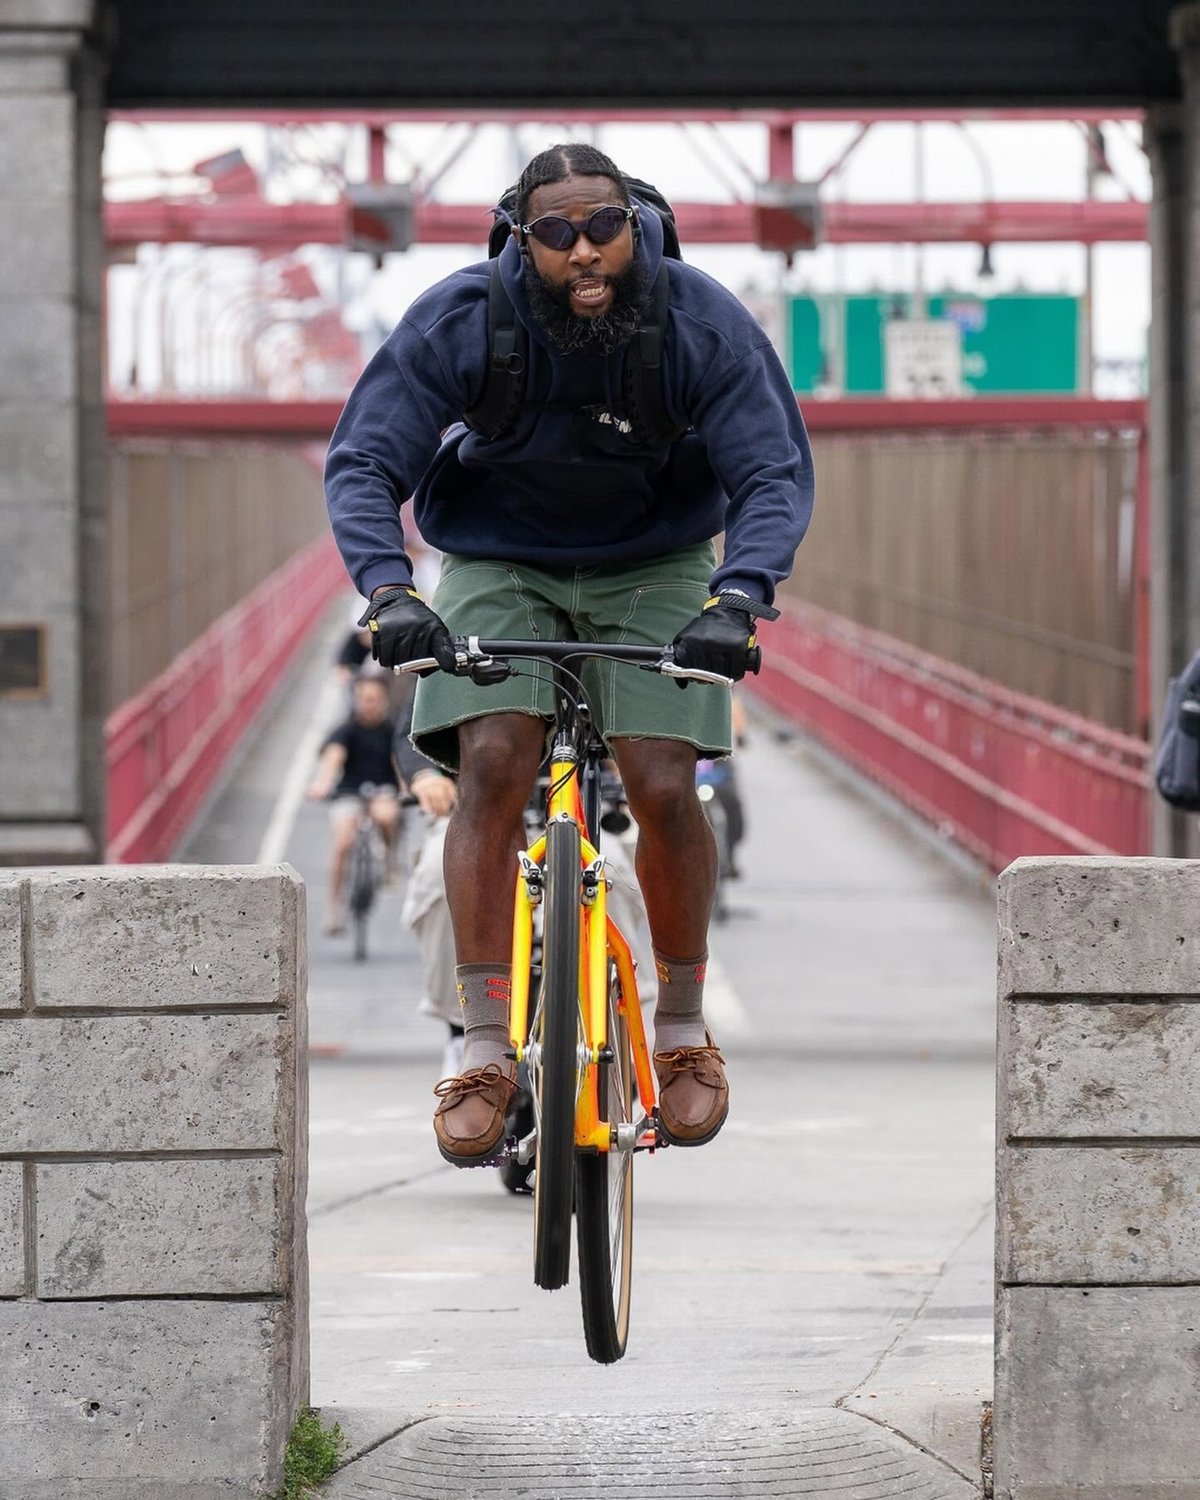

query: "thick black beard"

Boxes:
[523, 256, 647, 355]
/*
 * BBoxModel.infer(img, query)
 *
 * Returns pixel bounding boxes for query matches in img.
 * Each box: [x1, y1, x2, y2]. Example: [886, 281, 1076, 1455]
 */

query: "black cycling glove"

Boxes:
[672, 593, 780, 683]
[358, 588, 456, 675]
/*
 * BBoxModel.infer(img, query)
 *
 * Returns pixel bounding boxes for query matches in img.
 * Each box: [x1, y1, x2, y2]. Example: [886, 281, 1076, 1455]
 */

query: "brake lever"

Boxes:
[394, 654, 511, 684]
[659, 662, 734, 688]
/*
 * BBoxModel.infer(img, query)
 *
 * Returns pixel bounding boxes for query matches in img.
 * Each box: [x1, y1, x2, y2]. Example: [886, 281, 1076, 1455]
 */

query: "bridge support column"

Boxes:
[0, 865, 309, 1499]
[995, 856, 1200, 1497]
[0, 2, 107, 864]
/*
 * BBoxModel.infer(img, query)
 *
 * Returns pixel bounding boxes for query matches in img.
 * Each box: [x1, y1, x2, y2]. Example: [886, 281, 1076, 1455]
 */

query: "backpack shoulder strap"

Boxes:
[622, 263, 688, 449]
[462, 259, 528, 440]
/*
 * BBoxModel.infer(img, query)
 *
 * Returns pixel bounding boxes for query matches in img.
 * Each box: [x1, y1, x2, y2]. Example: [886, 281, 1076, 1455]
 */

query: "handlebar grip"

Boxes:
[746, 645, 762, 675]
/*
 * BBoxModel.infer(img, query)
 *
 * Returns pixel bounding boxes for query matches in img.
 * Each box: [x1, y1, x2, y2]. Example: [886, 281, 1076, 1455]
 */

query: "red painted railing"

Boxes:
[105, 536, 347, 862]
[753, 601, 1152, 871]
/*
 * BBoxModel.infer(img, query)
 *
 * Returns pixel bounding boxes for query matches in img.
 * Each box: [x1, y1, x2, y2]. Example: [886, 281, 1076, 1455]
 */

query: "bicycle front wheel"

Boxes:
[532, 817, 581, 1292]
[576, 977, 635, 1363]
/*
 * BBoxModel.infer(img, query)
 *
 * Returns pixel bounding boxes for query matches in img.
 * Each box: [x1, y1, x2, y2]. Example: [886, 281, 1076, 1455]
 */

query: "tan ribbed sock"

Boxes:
[652, 950, 708, 1051]
[455, 962, 513, 1073]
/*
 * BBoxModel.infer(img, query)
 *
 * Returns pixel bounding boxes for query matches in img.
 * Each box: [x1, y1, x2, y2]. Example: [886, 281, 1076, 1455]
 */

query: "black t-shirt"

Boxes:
[335, 630, 372, 670]
[325, 717, 398, 796]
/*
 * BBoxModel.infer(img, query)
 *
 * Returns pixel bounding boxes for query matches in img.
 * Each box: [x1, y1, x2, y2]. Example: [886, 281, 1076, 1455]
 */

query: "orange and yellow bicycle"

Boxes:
[403, 635, 737, 1362]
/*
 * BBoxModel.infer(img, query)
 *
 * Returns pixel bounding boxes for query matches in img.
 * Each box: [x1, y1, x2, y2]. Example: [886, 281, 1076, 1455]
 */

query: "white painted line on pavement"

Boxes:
[703, 947, 752, 1036]
[256, 671, 344, 866]
[364, 1271, 482, 1281]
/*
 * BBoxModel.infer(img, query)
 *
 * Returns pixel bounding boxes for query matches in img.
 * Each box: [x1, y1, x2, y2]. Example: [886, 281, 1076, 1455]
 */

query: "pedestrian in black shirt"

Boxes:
[306, 676, 400, 934]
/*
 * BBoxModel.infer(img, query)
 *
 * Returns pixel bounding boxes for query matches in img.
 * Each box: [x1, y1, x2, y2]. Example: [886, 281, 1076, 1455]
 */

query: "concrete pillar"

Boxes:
[1146, 100, 1194, 858]
[995, 856, 1200, 1498]
[0, 865, 310, 1499]
[0, 2, 108, 865]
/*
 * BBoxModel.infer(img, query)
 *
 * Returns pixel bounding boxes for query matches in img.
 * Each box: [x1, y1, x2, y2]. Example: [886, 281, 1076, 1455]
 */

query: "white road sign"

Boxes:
[884, 319, 963, 397]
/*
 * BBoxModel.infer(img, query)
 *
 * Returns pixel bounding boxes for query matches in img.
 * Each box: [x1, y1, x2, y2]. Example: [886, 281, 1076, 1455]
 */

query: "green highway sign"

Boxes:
[788, 292, 1081, 396]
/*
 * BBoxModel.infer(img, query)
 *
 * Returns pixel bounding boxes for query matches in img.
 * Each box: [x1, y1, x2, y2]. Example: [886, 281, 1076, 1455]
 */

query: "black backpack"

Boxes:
[1154, 647, 1200, 811]
[462, 177, 687, 449]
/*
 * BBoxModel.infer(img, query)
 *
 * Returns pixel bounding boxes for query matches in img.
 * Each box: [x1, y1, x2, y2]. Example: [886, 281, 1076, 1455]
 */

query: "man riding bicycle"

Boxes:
[306, 675, 401, 936]
[326, 143, 814, 1164]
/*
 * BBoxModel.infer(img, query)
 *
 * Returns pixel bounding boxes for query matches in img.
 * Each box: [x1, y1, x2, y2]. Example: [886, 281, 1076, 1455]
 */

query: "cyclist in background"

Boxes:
[306, 675, 401, 935]
[326, 142, 814, 1163]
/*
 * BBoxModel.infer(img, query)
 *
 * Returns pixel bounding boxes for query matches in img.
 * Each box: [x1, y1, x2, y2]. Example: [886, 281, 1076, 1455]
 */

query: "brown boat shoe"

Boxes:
[653, 1034, 729, 1147]
[433, 1063, 518, 1166]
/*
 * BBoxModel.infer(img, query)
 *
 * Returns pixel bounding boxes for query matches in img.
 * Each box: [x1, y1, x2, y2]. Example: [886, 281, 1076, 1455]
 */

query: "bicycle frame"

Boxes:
[508, 741, 658, 1153]
[400, 634, 732, 1155]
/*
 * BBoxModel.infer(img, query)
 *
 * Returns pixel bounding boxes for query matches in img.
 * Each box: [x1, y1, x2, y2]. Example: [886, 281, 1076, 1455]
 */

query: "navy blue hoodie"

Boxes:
[325, 204, 814, 606]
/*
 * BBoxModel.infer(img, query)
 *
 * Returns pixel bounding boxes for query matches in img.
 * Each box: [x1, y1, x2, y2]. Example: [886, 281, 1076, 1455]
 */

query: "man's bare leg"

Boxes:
[444, 713, 547, 961]
[609, 736, 728, 1145]
[433, 713, 547, 1163]
[326, 817, 356, 932]
[609, 736, 716, 962]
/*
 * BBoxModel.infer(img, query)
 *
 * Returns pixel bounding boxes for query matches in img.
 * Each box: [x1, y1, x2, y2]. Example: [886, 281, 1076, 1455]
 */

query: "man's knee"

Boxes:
[331, 817, 356, 853]
[612, 740, 700, 825]
[457, 716, 544, 810]
[371, 796, 400, 830]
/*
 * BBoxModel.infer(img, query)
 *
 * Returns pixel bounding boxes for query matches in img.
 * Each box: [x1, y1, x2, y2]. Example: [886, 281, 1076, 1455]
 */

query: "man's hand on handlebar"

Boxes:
[672, 594, 771, 684]
[358, 587, 456, 675]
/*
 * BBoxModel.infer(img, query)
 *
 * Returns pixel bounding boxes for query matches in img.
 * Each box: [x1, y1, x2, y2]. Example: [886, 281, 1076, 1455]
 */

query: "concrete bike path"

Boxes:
[183, 622, 996, 1496]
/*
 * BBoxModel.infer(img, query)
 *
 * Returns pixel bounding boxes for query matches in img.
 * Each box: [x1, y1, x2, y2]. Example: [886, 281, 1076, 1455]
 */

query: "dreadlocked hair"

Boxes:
[515, 143, 630, 222]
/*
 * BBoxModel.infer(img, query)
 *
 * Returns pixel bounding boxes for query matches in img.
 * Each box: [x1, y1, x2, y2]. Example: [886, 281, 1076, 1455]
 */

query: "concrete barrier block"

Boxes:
[36, 1159, 282, 1298]
[999, 857, 1200, 998]
[0, 1161, 23, 1297]
[28, 865, 302, 1010]
[995, 1285, 1200, 1498]
[0, 1298, 295, 1498]
[0, 1013, 287, 1153]
[1000, 1145, 1200, 1283]
[0, 874, 22, 1009]
[1002, 999, 1200, 1137]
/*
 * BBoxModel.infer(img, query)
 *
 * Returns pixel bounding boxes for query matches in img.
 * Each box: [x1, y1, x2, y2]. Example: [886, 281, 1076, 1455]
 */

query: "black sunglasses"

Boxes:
[519, 205, 634, 252]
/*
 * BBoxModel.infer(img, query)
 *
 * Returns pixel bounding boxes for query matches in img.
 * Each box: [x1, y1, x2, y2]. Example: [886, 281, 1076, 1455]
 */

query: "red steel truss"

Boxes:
[105, 195, 1149, 251]
[105, 395, 1147, 441]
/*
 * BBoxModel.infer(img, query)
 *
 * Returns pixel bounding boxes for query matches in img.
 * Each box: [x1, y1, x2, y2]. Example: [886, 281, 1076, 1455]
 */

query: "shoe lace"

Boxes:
[653, 1044, 724, 1074]
[433, 1062, 510, 1100]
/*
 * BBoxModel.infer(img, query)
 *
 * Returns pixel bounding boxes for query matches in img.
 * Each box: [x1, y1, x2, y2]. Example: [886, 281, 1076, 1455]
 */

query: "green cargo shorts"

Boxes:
[410, 541, 732, 773]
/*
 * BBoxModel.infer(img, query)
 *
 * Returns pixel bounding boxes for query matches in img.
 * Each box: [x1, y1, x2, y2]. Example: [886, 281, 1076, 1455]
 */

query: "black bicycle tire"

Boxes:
[575, 985, 635, 1363]
[532, 818, 581, 1292]
[347, 831, 376, 918]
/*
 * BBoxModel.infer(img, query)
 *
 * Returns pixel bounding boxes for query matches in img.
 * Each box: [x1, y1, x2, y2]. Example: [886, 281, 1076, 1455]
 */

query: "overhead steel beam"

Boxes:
[105, 195, 1150, 251]
[108, 106, 1144, 125]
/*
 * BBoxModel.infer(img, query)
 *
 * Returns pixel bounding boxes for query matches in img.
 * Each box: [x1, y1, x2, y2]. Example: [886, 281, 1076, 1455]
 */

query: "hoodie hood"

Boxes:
[497, 193, 666, 357]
